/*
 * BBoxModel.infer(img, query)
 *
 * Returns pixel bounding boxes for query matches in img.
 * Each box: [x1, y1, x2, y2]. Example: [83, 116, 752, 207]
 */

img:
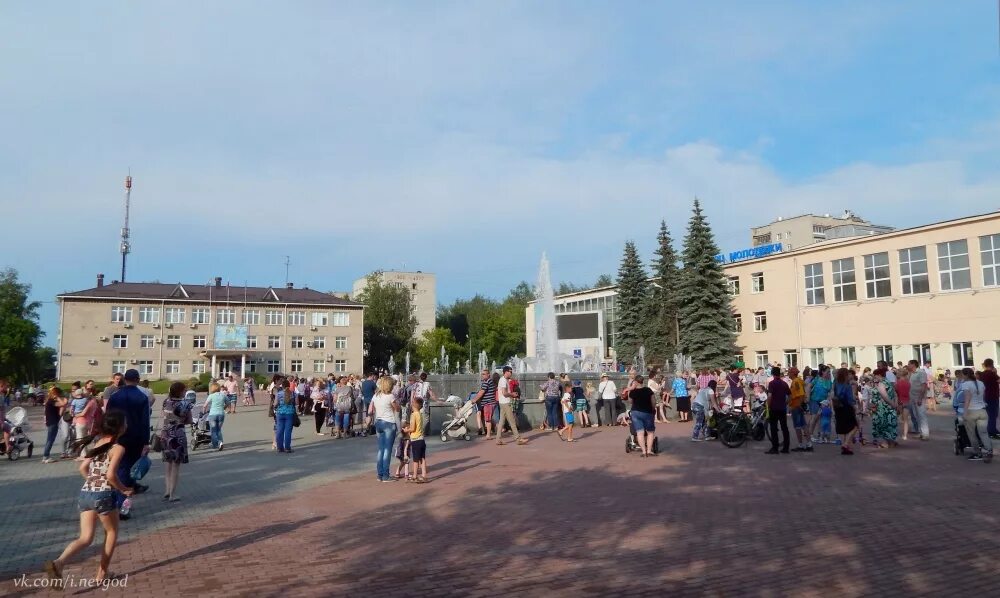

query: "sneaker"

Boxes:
[42, 458, 55, 464]
[968, 454, 983, 461]
[690, 437, 703, 442]
[792, 447, 805, 452]
[804, 446, 814, 452]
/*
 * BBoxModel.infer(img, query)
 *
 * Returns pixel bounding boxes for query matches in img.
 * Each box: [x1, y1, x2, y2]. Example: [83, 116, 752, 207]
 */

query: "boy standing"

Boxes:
[406, 397, 429, 482]
[787, 367, 811, 452]
[558, 383, 575, 442]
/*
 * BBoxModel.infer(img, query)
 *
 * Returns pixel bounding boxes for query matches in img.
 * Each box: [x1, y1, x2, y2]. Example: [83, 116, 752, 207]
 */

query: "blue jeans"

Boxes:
[275, 412, 294, 451]
[691, 404, 708, 439]
[375, 420, 397, 480]
[337, 411, 352, 432]
[43, 423, 59, 458]
[985, 398, 999, 437]
[544, 398, 561, 429]
[115, 443, 142, 509]
[208, 414, 225, 448]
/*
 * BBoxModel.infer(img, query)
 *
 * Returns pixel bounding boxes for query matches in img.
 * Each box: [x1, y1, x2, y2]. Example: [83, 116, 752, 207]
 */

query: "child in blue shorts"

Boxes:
[558, 383, 575, 442]
[820, 400, 833, 443]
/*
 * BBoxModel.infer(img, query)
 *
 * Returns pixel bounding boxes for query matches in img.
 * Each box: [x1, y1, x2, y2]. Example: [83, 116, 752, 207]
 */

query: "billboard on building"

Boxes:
[557, 313, 600, 340]
[214, 324, 249, 350]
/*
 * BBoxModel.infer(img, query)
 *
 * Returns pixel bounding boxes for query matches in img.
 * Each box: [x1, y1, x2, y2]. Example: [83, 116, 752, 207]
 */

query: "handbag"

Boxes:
[292, 412, 301, 428]
[150, 431, 163, 453]
[62, 410, 73, 423]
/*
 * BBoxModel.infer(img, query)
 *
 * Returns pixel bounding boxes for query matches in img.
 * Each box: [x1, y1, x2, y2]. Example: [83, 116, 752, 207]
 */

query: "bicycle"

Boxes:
[718, 399, 770, 448]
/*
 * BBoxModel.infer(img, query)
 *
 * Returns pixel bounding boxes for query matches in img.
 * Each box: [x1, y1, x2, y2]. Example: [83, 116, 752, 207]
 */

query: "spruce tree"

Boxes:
[644, 220, 680, 366]
[677, 199, 738, 368]
[614, 240, 648, 364]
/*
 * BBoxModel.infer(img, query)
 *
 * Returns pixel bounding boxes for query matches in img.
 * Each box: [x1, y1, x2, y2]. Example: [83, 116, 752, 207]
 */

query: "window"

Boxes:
[831, 258, 857, 302]
[246, 335, 257, 349]
[266, 360, 281, 373]
[246, 361, 258, 374]
[808, 349, 825, 368]
[290, 359, 303, 373]
[193, 335, 206, 349]
[332, 312, 350, 327]
[335, 336, 347, 349]
[783, 350, 798, 368]
[755, 352, 769, 368]
[290, 336, 304, 349]
[112, 334, 128, 349]
[875, 345, 894, 364]
[165, 361, 180, 374]
[334, 360, 347, 373]
[938, 239, 971, 291]
[191, 308, 210, 324]
[242, 309, 260, 325]
[165, 307, 185, 324]
[864, 252, 891, 298]
[981, 234, 1000, 287]
[216, 308, 236, 325]
[733, 314, 742, 333]
[166, 335, 180, 349]
[267, 336, 281, 349]
[288, 311, 305, 326]
[898, 246, 929, 295]
[138, 307, 160, 324]
[313, 336, 326, 349]
[265, 310, 284, 326]
[726, 276, 740, 296]
[912, 344, 931, 365]
[804, 263, 825, 305]
[111, 306, 132, 323]
[311, 312, 328, 327]
[136, 360, 153, 375]
[952, 342, 973, 367]
[751, 272, 764, 293]
[111, 360, 126, 374]
[841, 347, 856, 366]
[140, 335, 155, 349]
[313, 360, 326, 373]
[192, 360, 206, 374]
[753, 311, 767, 332]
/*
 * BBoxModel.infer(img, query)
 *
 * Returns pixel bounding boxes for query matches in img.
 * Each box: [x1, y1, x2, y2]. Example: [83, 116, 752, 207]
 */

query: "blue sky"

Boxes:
[1, 1, 998, 341]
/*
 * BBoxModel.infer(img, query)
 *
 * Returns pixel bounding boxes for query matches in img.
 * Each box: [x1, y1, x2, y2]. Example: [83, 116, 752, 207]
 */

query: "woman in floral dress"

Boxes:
[870, 369, 899, 448]
[160, 382, 194, 501]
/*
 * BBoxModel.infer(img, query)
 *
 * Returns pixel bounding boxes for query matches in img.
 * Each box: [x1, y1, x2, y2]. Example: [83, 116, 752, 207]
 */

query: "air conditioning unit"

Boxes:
[152, 323, 161, 329]
[155, 338, 163, 344]
[189, 324, 198, 329]
[87, 359, 98, 365]
[306, 342, 314, 348]
[130, 359, 138, 365]
[99, 336, 109, 342]
[326, 355, 334, 362]
[164, 323, 173, 329]
[257, 357, 265, 363]
[123, 323, 133, 329]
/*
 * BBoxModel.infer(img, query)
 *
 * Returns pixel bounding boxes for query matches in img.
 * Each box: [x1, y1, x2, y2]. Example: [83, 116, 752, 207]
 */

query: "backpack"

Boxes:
[335, 388, 353, 412]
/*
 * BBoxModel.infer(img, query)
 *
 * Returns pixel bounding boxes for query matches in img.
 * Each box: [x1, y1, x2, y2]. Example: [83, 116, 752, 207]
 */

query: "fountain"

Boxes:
[670, 352, 693, 373]
[533, 252, 560, 374]
[634, 345, 647, 376]
[464, 359, 471, 375]
[405, 351, 410, 376]
[419, 362, 424, 374]
[432, 358, 438, 374]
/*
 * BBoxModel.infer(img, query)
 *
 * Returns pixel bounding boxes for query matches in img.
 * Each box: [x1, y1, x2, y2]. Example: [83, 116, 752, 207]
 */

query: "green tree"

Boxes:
[645, 221, 681, 366]
[412, 327, 465, 372]
[677, 199, 738, 368]
[0, 267, 44, 382]
[436, 281, 534, 366]
[354, 272, 417, 371]
[614, 241, 648, 363]
[594, 274, 614, 288]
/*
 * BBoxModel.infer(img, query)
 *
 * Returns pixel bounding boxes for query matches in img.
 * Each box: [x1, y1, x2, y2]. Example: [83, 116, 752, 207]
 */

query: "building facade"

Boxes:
[750, 210, 893, 251]
[524, 286, 618, 363]
[527, 211, 1000, 371]
[352, 270, 436, 337]
[57, 277, 364, 381]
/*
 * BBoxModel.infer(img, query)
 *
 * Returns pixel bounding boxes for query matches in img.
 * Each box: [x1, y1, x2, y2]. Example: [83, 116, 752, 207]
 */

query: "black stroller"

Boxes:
[190, 408, 213, 451]
[625, 419, 660, 454]
[954, 416, 983, 455]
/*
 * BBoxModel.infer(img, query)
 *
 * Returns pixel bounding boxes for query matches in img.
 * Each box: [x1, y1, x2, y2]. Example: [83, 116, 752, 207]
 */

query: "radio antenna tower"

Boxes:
[120, 173, 132, 282]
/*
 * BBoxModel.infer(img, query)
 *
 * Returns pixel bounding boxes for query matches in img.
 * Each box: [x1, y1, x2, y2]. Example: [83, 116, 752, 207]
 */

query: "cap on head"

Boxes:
[123, 369, 141, 382]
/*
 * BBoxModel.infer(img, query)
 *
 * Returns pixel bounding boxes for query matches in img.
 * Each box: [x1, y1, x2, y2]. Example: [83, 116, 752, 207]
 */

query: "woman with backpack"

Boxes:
[833, 368, 859, 455]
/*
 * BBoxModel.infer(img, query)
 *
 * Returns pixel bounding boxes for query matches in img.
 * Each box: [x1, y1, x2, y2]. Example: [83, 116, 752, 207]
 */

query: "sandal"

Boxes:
[44, 560, 62, 581]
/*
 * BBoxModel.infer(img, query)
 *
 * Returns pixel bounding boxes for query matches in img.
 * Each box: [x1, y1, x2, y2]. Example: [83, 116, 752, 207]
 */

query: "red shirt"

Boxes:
[896, 378, 911, 405]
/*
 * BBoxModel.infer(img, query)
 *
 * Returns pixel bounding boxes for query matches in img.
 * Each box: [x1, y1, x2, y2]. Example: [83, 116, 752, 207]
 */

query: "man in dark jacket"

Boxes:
[107, 369, 151, 515]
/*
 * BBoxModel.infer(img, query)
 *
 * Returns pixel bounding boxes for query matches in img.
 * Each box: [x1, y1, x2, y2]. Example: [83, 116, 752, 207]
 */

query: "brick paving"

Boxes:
[3, 411, 999, 597]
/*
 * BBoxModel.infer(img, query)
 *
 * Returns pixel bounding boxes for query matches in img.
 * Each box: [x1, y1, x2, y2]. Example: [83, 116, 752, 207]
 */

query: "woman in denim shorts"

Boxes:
[44, 410, 132, 585]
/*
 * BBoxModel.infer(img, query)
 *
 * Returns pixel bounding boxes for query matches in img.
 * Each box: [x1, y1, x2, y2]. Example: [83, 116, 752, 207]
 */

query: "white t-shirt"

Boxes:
[694, 387, 715, 409]
[497, 377, 511, 405]
[561, 392, 572, 413]
[962, 380, 986, 411]
[371, 392, 398, 423]
[599, 380, 617, 400]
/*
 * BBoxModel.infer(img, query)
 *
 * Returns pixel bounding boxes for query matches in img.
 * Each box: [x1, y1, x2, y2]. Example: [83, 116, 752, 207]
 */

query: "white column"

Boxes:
[211, 354, 217, 378]
[241, 354, 247, 378]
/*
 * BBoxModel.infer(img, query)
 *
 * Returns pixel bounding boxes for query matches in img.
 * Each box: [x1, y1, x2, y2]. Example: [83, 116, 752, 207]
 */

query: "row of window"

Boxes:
[109, 334, 348, 350]
[110, 306, 351, 327]
[738, 342, 981, 369]
[110, 359, 349, 376]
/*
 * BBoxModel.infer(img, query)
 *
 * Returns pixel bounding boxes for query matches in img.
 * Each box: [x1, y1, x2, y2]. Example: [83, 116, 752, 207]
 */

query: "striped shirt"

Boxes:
[479, 378, 498, 405]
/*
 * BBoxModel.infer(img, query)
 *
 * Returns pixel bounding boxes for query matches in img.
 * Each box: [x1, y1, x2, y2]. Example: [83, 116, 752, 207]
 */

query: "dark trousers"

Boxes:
[314, 407, 328, 433]
[43, 424, 59, 458]
[768, 409, 790, 451]
[544, 398, 561, 429]
[986, 398, 999, 436]
[115, 443, 143, 509]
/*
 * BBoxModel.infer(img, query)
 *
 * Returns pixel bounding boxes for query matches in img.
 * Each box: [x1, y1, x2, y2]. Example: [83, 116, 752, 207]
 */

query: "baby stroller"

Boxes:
[625, 418, 660, 454]
[954, 415, 982, 455]
[440, 396, 474, 442]
[2, 407, 34, 461]
[190, 407, 213, 451]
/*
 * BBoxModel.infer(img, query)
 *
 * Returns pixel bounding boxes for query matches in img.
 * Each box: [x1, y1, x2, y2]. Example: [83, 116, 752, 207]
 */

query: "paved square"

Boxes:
[2, 407, 998, 596]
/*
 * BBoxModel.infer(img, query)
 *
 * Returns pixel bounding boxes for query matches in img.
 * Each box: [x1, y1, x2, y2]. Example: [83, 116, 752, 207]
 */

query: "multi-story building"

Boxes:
[352, 270, 436, 337]
[56, 276, 364, 381]
[527, 210, 1000, 370]
[750, 210, 893, 251]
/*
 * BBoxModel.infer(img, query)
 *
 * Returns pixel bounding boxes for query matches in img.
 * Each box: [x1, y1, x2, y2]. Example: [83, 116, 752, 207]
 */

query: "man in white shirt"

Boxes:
[495, 367, 527, 445]
[598, 374, 618, 426]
